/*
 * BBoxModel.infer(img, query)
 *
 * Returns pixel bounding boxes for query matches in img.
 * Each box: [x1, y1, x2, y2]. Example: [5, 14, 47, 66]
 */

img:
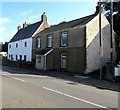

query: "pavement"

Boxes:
[2, 66, 120, 92]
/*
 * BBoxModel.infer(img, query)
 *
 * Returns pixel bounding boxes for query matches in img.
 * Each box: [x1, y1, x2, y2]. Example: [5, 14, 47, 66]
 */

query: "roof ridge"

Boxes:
[49, 13, 97, 28]
[19, 20, 42, 31]
[41, 13, 98, 33]
[9, 20, 43, 43]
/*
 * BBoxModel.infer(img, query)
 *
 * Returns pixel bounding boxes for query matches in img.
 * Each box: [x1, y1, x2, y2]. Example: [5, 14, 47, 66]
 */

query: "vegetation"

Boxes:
[50, 21, 66, 27]
[103, 1, 120, 34]
[102, 1, 120, 61]
[0, 42, 3, 52]
[2, 42, 8, 52]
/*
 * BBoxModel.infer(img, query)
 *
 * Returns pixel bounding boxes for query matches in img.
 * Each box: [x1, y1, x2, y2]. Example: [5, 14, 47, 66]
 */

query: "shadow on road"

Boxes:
[2, 66, 120, 92]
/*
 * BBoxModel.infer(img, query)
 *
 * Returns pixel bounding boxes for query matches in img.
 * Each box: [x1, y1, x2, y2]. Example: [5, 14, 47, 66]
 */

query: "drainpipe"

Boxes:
[44, 55, 46, 71]
[99, 1, 103, 80]
[110, 0, 113, 62]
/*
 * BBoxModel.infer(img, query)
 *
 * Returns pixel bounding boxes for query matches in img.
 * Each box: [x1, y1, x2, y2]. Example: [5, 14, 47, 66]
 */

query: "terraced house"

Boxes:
[8, 9, 116, 74]
[35, 14, 116, 74]
[8, 12, 49, 62]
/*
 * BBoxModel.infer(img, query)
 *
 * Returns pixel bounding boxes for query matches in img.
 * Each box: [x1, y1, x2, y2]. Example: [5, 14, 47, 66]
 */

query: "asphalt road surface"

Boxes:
[1, 66, 119, 109]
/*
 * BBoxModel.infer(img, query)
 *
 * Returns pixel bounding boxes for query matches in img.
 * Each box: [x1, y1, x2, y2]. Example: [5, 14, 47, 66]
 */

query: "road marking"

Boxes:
[2, 72, 48, 78]
[11, 77, 25, 82]
[2, 73, 25, 82]
[43, 86, 108, 109]
[74, 75, 89, 79]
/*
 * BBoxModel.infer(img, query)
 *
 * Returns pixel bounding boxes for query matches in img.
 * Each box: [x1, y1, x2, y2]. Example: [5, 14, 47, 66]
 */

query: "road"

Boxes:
[1, 66, 119, 109]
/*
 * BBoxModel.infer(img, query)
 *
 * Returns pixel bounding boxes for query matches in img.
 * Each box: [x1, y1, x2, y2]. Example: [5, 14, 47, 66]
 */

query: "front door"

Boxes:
[36, 55, 45, 70]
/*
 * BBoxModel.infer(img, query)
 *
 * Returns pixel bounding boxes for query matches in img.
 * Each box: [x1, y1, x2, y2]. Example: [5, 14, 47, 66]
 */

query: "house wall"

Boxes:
[46, 51, 53, 70]
[35, 26, 86, 73]
[36, 26, 85, 49]
[8, 38, 32, 61]
[85, 14, 115, 73]
[36, 55, 45, 70]
[32, 21, 49, 60]
[52, 48, 86, 73]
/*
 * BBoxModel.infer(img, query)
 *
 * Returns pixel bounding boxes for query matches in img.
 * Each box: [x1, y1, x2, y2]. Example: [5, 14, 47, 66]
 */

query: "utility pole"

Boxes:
[99, 0, 103, 80]
[110, 0, 113, 62]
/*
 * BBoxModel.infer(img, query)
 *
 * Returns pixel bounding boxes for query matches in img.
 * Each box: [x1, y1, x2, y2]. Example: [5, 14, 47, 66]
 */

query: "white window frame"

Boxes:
[61, 54, 67, 68]
[37, 38, 41, 48]
[61, 32, 68, 47]
[9, 45, 11, 48]
[47, 34, 52, 48]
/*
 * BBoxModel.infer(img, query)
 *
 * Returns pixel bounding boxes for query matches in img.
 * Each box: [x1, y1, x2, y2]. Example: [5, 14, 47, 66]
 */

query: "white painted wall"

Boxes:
[8, 38, 32, 62]
[36, 55, 45, 70]
[85, 14, 112, 73]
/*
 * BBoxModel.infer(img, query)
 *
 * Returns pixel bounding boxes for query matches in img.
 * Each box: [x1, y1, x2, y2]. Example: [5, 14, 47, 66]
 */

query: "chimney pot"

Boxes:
[23, 22, 28, 28]
[41, 12, 47, 23]
[17, 26, 21, 31]
[95, 2, 104, 14]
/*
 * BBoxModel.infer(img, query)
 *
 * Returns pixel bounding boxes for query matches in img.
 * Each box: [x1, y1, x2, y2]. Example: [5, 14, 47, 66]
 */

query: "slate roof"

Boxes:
[38, 13, 98, 35]
[36, 48, 52, 55]
[9, 21, 43, 43]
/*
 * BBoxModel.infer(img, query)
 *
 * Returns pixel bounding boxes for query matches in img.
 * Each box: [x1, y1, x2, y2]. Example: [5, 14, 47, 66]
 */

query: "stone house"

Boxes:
[8, 10, 116, 74]
[8, 12, 49, 62]
[35, 13, 116, 74]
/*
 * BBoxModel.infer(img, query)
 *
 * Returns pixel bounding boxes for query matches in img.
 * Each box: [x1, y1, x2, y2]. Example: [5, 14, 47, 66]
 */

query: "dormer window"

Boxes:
[61, 32, 68, 47]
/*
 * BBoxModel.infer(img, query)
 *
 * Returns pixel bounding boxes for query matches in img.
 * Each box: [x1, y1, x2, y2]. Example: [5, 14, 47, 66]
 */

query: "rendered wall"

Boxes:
[8, 38, 32, 62]
[85, 14, 114, 73]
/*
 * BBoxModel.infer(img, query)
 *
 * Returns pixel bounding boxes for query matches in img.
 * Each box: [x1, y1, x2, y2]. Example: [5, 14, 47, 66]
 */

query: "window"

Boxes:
[11, 55, 13, 60]
[9, 54, 10, 58]
[9, 45, 11, 48]
[47, 35, 52, 47]
[20, 55, 22, 61]
[16, 55, 18, 60]
[37, 38, 41, 48]
[16, 43, 18, 48]
[37, 55, 41, 63]
[25, 42, 27, 47]
[61, 54, 67, 68]
[61, 32, 68, 46]
[24, 55, 26, 61]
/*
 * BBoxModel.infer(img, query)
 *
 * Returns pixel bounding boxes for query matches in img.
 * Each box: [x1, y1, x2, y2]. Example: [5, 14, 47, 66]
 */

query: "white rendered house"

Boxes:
[8, 12, 49, 62]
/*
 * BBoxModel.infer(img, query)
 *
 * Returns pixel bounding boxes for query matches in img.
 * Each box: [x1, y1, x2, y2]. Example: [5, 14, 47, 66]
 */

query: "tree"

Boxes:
[50, 21, 67, 27]
[103, 1, 120, 33]
[2, 42, 8, 52]
[0, 42, 3, 52]
[103, 1, 120, 61]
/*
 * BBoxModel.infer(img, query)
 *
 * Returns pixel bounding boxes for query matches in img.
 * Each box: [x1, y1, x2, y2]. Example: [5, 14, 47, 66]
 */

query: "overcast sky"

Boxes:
[0, 2, 97, 43]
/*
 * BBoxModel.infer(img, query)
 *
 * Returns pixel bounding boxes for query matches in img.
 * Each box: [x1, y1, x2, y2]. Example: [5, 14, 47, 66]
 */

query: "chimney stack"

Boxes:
[23, 22, 28, 28]
[17, 26, 21, 31]
[95, 2, 104, 14]
[41, 12, 47, 23]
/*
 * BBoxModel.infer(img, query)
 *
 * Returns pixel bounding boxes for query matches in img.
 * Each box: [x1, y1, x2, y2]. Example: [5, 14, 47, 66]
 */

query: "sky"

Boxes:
[0, 2, 97, 43]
